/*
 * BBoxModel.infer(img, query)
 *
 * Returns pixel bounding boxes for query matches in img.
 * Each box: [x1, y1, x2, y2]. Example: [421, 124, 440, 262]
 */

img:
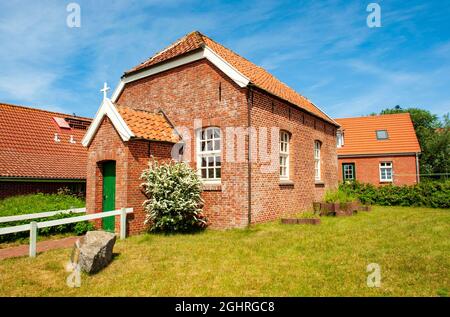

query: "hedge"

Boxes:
[0, 192, 92, 243]
[339, 180, 450, 209]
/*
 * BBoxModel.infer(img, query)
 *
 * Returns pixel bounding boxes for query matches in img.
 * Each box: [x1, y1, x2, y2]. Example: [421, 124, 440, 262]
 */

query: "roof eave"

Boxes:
[81, 98, 135, 147]
[248, 84, 340, 127]
[337, 151, 421, 158]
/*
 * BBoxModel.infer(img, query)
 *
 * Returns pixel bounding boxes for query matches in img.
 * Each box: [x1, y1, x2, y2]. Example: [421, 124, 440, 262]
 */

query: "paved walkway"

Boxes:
[0, 236, 79, 260]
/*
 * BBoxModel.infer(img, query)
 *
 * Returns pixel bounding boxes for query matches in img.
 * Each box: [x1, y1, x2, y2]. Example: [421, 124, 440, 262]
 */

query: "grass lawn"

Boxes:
[0, 206, 448, 296]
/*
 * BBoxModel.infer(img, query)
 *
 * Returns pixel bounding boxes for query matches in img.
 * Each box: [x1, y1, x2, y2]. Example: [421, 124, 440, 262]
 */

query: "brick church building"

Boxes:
[82, 31, 339, 232]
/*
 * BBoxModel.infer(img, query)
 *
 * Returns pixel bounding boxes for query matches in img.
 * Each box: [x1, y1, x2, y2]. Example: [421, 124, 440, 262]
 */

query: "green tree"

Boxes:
[379, 106, 449, 179]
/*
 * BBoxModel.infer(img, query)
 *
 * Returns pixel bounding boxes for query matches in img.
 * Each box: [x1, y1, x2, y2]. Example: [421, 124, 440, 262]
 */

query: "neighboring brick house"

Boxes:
[0, 103, 92, 199]
[336, 113, 421, 186]
[82, 31, 339, 232]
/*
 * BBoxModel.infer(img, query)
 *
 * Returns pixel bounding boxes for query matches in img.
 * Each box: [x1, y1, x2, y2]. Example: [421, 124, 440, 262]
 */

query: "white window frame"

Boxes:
[279, 131, 290, 180]
[343, 163, 355, 181]
[196, 127, 221, 184]
[379, 161, 393, 182]
[314, 141, 321, 181]
[337, 131, 344, 148]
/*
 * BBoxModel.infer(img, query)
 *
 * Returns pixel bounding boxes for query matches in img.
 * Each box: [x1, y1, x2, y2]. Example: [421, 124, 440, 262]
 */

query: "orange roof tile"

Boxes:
[126, 31, 337, 126]
[0, 103, 92, 179]
[336, 113, 421, 156]
[116, 106, 179, 143]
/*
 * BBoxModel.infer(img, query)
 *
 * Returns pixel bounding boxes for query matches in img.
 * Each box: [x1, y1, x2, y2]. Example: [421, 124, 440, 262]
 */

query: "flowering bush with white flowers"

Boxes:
[140, 160, 208, 233]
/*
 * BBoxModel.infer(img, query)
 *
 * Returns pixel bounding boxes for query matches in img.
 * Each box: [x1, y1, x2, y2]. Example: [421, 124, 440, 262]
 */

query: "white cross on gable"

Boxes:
[100, 82, 110, 100]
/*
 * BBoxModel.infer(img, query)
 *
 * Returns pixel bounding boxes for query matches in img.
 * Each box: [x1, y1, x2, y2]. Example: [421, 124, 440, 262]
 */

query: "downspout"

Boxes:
[415, 152, 420, 183]
[247, 87, 253, 227]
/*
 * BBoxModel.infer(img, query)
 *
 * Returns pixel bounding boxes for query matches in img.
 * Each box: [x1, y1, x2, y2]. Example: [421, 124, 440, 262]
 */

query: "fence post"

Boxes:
[120, 208, 127, 240]
[29, 221, 37, 258]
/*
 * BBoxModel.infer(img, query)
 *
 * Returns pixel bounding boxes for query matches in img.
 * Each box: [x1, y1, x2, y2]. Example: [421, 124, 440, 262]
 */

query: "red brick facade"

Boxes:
[86, 60, 338, 231]
[338, 155, 419, 186]
[86, 117, 173, 234]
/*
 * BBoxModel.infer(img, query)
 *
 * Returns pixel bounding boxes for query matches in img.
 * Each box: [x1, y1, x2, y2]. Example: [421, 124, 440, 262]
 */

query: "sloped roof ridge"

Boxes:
[0, 102, 92, 121]
[337, 112, 412, 120]
[124, 31, 338, 126]
[130, 31, 204, 72]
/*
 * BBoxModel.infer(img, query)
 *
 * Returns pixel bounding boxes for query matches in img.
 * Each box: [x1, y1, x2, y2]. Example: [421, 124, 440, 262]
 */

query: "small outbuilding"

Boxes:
[0, 102, 91, 199]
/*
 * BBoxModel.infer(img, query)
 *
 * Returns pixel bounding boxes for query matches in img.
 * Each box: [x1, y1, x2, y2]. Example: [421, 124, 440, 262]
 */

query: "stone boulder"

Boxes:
[79, 231, 116, 274]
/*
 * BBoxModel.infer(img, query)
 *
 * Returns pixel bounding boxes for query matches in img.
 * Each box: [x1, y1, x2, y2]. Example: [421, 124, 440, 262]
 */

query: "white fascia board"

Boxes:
[111, 80, 125, 103]
[111, 50, 204, 103]
[82, 98, 134, 147]
[202, 46, 249, 87]
[112, 47, 251, 102]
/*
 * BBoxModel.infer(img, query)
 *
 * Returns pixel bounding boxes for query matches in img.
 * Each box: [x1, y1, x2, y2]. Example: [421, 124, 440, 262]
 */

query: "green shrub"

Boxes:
[140, 160, 207, 233]
[324, 188, 357, 204]
[0, 192, 85, 217]
[0, 212, 93, 243]
[0, 192, 86, 242]
[339, 180, 450, 209]
[74, 221, 95, 235]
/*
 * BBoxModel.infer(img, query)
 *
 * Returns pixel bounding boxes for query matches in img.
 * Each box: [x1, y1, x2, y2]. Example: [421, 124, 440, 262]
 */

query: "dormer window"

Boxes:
[376, 130, 389, 140]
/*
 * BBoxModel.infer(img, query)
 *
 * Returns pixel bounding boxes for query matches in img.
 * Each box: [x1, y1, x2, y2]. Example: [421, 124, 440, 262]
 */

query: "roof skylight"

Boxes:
[376, 130, 389, 140]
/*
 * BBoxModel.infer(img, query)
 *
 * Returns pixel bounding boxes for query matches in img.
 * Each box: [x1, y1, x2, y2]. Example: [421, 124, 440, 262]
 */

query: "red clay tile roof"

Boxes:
[125, 31, 337, 126]
[116, 106, 179, 143]
[0, 103, 92, 179]
[336, 113, 421, 156]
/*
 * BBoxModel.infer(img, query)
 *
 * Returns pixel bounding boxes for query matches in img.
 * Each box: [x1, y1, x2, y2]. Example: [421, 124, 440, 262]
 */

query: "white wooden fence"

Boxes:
[0, 207, 133, 258]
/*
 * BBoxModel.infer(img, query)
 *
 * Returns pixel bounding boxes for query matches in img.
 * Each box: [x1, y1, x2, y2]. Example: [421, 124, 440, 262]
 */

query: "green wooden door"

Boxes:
[102, 161, 116, 232]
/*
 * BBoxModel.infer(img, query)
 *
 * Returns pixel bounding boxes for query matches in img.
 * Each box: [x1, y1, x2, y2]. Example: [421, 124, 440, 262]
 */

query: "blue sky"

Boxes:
[0, 0, 449, 119]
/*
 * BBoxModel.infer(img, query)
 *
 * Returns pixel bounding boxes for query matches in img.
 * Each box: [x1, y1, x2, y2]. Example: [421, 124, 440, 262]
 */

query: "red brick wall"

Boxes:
[250, 89, 338, 223]
[87, 59, 338, 231]
[338, 155, 418, 186]
[0, 181, 85, 199]
[117, 59, 250, 229]
[86, 117, 174, 234]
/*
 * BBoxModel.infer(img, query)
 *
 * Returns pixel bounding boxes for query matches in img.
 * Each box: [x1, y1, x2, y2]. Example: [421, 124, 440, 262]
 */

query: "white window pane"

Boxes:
[206, 129, 213, 139]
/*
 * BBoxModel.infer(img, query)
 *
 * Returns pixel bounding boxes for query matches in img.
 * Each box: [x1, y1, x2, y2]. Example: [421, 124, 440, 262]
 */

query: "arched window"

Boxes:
[314, 141, 321, 181]
[279, 131, 290, 180]
[197, 127, 221, 182]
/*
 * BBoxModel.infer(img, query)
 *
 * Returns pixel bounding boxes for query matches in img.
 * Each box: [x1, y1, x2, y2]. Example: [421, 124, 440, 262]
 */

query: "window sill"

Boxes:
[314, 180, 325, 187]
[379, 180, 393, 183]
[279, 180, 294, 186]
[201, 182, 222, 191]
